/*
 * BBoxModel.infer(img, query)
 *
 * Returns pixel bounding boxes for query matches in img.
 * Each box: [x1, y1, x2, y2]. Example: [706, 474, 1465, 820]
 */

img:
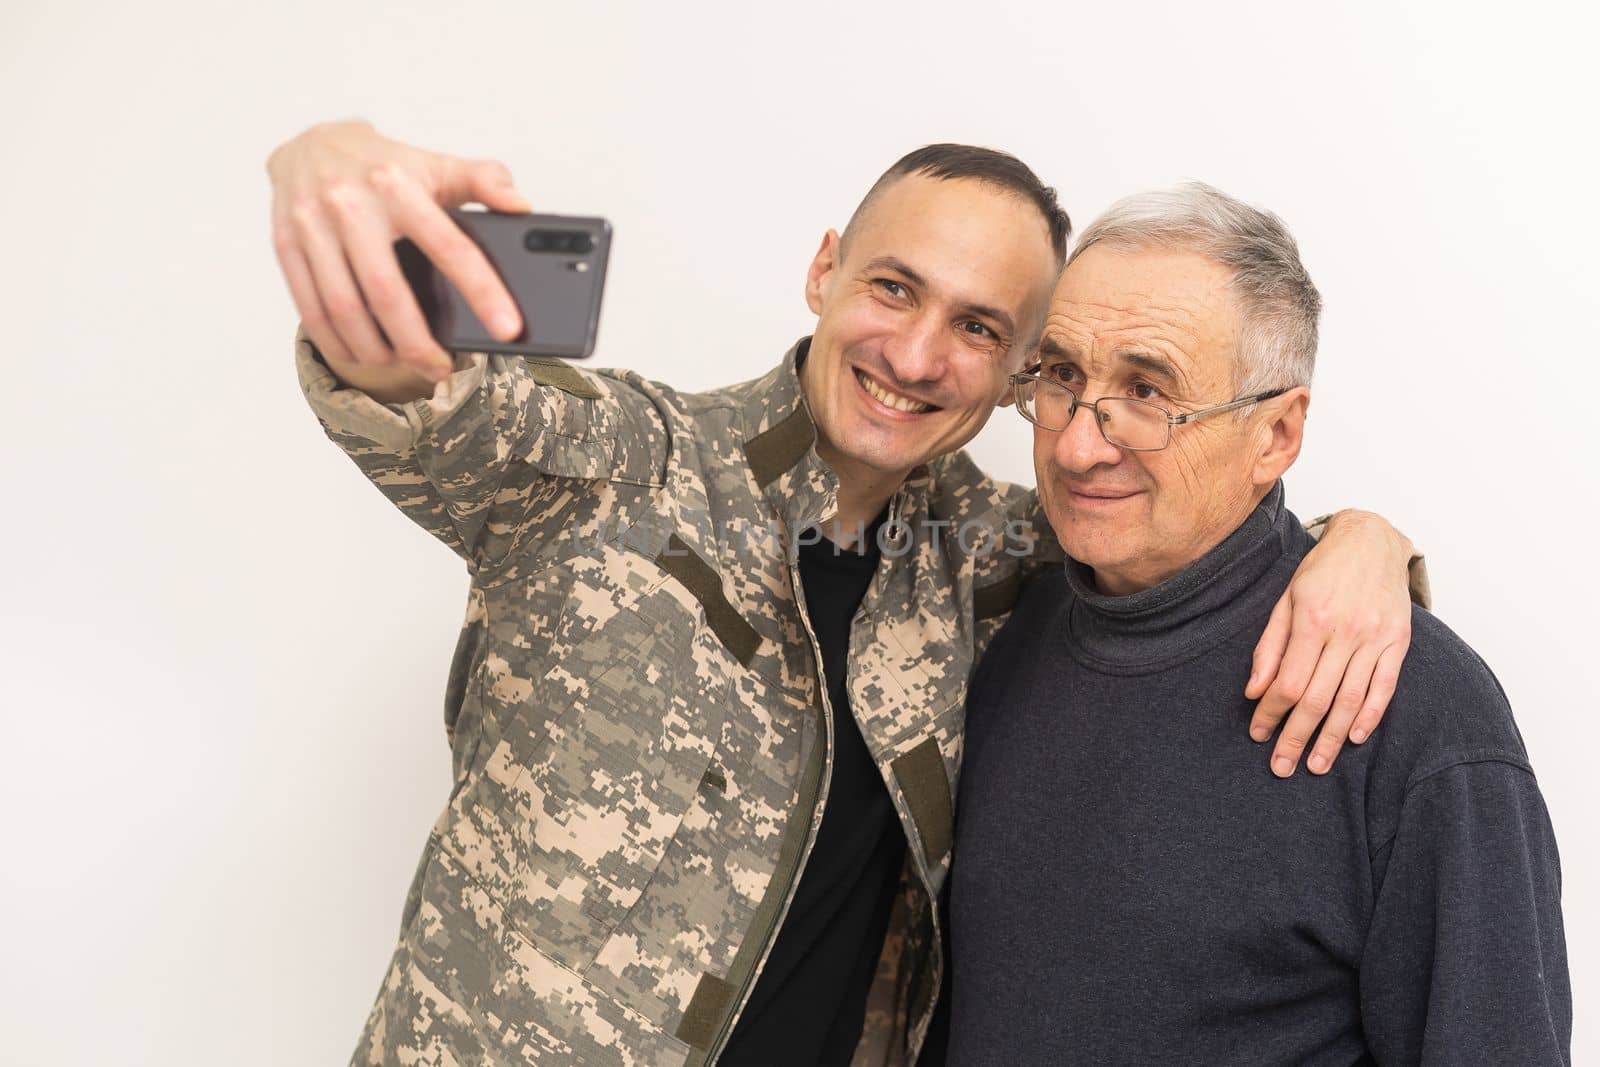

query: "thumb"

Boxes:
[1246, 591, 1293, 698]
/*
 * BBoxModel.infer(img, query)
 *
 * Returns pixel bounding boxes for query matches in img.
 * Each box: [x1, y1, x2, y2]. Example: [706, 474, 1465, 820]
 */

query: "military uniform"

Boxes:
[297, 335, 1048, 1066]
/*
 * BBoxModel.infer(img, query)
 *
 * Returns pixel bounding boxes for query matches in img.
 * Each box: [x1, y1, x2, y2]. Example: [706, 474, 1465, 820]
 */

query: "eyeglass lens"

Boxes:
[1021, 380, 1170, 450]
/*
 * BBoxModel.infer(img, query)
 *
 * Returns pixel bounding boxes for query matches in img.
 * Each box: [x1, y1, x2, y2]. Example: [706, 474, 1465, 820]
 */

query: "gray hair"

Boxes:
[1066, 182, 1321, 393]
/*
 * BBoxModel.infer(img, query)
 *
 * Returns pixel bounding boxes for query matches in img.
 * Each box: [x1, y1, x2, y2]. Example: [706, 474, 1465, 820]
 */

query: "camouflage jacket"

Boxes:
[297, 334, 1052, 1066]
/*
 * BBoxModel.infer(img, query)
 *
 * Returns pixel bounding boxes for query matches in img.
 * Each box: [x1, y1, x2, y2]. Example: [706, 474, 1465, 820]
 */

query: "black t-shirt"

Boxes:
[720, 523, 908, 1066]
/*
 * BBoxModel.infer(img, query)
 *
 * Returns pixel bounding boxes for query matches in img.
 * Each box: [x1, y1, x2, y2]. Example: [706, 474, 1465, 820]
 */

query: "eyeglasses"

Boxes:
[1009, 371, 1287, 452]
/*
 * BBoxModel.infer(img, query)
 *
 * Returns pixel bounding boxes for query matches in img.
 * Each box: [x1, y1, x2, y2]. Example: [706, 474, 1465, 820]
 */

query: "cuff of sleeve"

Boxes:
[1407, 552, 1432, 611]
[293, 327, 486, 453]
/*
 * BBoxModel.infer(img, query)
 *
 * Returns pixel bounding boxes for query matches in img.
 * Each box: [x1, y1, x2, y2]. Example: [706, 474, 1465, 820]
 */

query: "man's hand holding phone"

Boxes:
[267, 120, 529, 389]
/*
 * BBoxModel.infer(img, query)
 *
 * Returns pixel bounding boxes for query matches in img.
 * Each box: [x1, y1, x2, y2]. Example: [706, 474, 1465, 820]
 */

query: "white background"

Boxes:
[2, 1, 1595, 1062]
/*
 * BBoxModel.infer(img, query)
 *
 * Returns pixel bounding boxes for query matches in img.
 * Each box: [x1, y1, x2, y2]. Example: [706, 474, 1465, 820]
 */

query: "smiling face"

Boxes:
[1033, 244, 1308, 594]
[800, 174, 1060, 490]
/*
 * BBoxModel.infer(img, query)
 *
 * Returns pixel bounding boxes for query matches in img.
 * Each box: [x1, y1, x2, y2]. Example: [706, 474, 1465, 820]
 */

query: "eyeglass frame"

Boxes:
[1007, 370, 1289, 452]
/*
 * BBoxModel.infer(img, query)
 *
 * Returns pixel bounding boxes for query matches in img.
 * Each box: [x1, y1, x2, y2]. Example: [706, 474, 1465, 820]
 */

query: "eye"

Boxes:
[1045, 363, 1082, 385]
[1131, 380, 1165, 402]
[960, 320, 999, 342]
[874, 279, 909, 300]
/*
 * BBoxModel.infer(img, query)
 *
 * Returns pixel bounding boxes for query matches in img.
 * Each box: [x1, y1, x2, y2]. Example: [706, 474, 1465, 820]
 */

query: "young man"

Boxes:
[271, 123, 1423, 1066]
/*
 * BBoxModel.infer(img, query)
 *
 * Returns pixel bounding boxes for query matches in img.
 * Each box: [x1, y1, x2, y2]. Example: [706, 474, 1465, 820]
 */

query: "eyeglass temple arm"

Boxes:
[1167, 388, 1290, 426]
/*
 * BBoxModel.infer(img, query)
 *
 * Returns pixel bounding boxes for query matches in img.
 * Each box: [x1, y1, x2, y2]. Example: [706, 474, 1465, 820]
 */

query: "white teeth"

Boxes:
[856, 371, 931, 414]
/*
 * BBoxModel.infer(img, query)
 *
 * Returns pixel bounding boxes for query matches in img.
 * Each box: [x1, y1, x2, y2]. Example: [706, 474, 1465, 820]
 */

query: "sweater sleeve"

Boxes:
[1360, 758, 1570, 1065]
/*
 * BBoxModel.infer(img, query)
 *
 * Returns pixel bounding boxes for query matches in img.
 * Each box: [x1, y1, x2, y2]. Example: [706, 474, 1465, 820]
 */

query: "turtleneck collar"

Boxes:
[1061, 481, 1304, 674]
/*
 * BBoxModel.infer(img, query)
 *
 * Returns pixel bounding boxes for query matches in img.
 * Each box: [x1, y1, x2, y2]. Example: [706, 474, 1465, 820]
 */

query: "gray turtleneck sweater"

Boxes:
[946, 484, 1569, 1066]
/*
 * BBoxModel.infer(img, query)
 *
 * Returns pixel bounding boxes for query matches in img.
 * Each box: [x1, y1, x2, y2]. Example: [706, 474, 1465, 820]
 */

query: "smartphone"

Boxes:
[395, 209, 611, 359]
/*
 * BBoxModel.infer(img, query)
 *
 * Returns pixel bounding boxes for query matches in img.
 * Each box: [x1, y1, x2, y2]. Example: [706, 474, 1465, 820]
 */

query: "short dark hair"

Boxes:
[843, 143, 1072, 265]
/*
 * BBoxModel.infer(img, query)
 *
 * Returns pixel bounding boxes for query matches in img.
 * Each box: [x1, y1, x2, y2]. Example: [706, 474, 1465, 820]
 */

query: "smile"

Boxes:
[1067, 487, 1140, 509]
[855, 370, 935, 415]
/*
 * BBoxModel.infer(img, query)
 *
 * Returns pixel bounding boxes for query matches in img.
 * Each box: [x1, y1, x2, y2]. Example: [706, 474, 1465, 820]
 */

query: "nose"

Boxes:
[881, 313, 949, 386]
[1052, 397, 1125, 475]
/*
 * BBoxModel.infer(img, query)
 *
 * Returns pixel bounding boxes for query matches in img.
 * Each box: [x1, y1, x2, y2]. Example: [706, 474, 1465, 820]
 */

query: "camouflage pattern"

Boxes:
[297, 334, 1053, 1066]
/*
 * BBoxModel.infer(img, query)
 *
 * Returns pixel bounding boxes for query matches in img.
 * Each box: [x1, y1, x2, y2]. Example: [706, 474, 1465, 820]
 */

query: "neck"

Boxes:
[799, 344, 909, 551]
[814, 437, 905, 550]
[1062, 482, 1299, 672]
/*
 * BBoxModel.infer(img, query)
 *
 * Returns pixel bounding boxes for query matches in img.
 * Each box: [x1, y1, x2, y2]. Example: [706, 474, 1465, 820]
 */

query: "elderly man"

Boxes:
[947, 185, 1570, 1064]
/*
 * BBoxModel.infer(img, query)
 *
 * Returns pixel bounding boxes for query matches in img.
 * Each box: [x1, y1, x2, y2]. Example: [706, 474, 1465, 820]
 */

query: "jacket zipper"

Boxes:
[701, 550, 840, 1063]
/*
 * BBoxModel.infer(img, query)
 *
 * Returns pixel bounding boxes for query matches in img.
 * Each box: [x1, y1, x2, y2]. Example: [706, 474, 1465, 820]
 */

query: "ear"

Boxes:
[1251, 388, 1310, 487]
[805, 229, 842, 316]
[994, 337, 1039, 409]
[994, 374, 1017, 409]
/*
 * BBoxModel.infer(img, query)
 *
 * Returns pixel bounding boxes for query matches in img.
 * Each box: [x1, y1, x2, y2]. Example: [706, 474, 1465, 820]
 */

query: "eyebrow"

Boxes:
[1037, 336, 1073, 364]
[1118, 351, 1182, 387]
[1035, 336, 1182, 387]
[863, 256, 1016, 338]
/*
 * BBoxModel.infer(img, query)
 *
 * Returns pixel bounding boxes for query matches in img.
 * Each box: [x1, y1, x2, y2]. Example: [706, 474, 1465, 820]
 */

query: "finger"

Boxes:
[326, 184, 455, 380]
[435, 155, 531, 213]
[1305, 645, 1379, 774]
[374, 167, 523, 342]
[1248, 603, 1325, 741]
[291, 192, 395, 366]
[1246, 591, 1294, 702]
[467, 159, 532, 214]
[272, 212, 353, 365]
[1269, 640, 1354, 778]
[1350, 641, 1409, 744]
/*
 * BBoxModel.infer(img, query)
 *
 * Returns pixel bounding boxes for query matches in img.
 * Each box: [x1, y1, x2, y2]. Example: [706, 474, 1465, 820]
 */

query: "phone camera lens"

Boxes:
[525, 229, 593, 255]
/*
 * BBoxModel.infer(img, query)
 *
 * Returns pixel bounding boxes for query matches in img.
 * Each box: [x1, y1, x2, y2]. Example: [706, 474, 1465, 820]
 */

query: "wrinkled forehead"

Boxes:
[1043, 246, 1241, 374]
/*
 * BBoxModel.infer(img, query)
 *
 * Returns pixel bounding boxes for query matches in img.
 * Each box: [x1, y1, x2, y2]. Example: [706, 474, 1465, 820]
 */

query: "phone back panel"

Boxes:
[396, 210, 611, 359]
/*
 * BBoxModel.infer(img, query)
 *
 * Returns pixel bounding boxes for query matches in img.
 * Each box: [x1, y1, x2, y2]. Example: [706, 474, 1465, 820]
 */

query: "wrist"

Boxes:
[1328, 508, 1414, 570]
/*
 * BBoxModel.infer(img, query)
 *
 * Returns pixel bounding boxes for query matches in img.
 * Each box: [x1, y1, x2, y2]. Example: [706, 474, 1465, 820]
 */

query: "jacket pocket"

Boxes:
[584, 659, 806, 1025]
[454, 549, 724, 976]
